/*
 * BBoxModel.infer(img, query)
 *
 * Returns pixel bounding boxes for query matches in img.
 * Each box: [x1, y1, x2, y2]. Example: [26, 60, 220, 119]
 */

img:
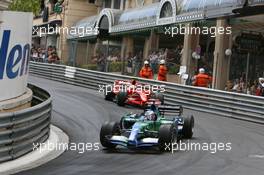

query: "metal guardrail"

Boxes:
[29, 62, 264, 124]
[0, 84, 52, 163]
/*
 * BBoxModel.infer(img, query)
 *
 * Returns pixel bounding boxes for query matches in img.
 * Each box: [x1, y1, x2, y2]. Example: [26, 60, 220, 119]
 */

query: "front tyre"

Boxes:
[182, 115, 194, 139]
[104, 86, 115, 101]
[100, 122, 120, 148]
[116, 92, 127, 106]
[158, 124, 177, 151]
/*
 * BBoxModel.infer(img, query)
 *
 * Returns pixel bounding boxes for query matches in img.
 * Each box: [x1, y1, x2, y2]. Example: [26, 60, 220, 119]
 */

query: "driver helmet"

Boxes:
[144, 110, 156, 121]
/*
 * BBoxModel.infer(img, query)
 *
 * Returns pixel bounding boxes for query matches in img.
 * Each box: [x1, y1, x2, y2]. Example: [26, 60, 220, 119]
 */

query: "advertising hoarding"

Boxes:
[0, 11, 33, 101]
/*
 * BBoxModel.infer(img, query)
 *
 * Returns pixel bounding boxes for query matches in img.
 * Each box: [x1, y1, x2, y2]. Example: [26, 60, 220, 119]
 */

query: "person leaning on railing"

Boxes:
[256, 78, 264, 96]
[48, 51, 60, 64]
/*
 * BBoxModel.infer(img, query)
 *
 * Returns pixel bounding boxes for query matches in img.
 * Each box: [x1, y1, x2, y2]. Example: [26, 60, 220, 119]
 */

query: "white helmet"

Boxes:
[259, 78, 264, 87]
[144, 60, 149, 65]
[160, 60, 165, 64]
[199, 68, 205, 74]
[144, 110, 156, 121]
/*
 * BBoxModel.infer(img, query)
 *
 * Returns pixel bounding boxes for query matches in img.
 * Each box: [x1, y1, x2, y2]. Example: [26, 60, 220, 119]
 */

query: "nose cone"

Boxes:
[128, 123, 140, 145]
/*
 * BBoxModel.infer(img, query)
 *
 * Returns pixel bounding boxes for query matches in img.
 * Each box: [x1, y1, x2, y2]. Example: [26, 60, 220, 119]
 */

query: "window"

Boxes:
[104, 0, 112, 8]
[49, 0, 58, 14]
[103, 0, 125, 10]
[88, 0, 95, 3]
[114, 0, 121, 9]
[123, 0, 127, 10]
[160, 2, 173, 18]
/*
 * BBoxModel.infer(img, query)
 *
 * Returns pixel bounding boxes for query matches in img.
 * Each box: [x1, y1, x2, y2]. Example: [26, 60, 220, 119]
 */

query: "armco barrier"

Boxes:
[0, 84, 52, 163]
[29, 62, 264, 124]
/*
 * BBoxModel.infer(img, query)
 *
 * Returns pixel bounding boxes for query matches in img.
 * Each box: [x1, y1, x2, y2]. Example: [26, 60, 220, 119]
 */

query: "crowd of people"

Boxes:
[126, 47, 182, 76]
[91, 52, 121, 72]
[30, 44, 264, 97]
[90, 48, 172, 81]
[31, 45, 60, 64]
[188, 68, 264, 96]
[225, 77, 264, 96]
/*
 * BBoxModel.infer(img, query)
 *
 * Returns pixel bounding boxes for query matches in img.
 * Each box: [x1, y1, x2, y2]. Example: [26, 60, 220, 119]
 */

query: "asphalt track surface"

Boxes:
[18, 76, 264, 175]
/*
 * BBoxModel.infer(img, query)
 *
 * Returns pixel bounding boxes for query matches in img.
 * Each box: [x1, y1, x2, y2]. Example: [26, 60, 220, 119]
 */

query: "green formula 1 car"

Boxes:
[100, 105, 194, 151]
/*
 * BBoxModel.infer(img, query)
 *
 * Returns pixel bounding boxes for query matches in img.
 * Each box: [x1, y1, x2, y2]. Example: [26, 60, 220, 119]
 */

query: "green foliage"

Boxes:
[80, 62, 123, 72]
[109, 61, 122, 72]
[81, 64, 97, 71]
[9, 0, 40, 16]
[168, 64, 180, 74]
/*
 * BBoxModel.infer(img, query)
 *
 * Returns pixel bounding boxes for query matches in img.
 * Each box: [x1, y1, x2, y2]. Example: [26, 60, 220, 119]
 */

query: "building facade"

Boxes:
[0, 0, 11, 10]
[33, 0, 98, 63]
[34, 0, 264, 90]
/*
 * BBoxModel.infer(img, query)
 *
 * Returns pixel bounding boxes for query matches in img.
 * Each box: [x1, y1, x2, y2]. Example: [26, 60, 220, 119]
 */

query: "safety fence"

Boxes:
[0, 84, 52, 163]
[29, 62, 264, 124]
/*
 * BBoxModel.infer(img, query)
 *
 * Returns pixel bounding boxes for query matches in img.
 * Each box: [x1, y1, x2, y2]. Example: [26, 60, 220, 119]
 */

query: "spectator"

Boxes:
[133, 51, 142, 77]
[91, 53, 99, 64]
[111, 54, 119, 62]
[38, 48, 46, 62]
[32, 49, 38, 60]
[225, 80, 233, 92]
[250, 80, 258, 95]
[149, 51, 158, 74]
[126, 52, 133, 74]
[238, 77, 245, 93]
[256, 78, 264, 96]
[97, 54, 106, 72]
[37, 47, 42, 56]
[232, 79, 240, 92]
[106, 54, 112, 72]
[158, 49, 166, 61]
[48, 52, 60, 64]
[47, 46, 53, 56]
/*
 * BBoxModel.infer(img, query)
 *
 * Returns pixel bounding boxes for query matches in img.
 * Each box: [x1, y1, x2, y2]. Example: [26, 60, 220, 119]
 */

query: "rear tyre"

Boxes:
[104, 86, 115, 101]
[158, 124, 177, 151]
[116, 92, 127, 106]
[100, 122, 120, 148]
[182, 115, 194, 139]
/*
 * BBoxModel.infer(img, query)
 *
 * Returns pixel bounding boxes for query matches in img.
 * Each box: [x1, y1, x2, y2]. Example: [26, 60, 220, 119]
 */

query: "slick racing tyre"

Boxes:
[158, 124, 177, 151]
[116, 92, 127, 106]
[104, 86, 115, 101]
[182, 115, 194, 139]
[100, 122, 120, 149]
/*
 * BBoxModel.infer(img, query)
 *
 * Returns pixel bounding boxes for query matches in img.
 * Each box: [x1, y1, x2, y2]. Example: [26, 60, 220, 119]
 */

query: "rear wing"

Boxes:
[145, 105, 183, 116]
[158, 105, 183, 116]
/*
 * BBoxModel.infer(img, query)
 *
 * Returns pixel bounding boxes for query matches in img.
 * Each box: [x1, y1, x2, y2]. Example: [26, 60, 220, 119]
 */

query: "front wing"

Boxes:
[109, 136, 159, 148]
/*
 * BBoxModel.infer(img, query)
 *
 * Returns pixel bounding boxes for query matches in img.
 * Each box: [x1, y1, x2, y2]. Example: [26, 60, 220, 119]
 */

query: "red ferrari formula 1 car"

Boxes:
[104, 80, 165, 107]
